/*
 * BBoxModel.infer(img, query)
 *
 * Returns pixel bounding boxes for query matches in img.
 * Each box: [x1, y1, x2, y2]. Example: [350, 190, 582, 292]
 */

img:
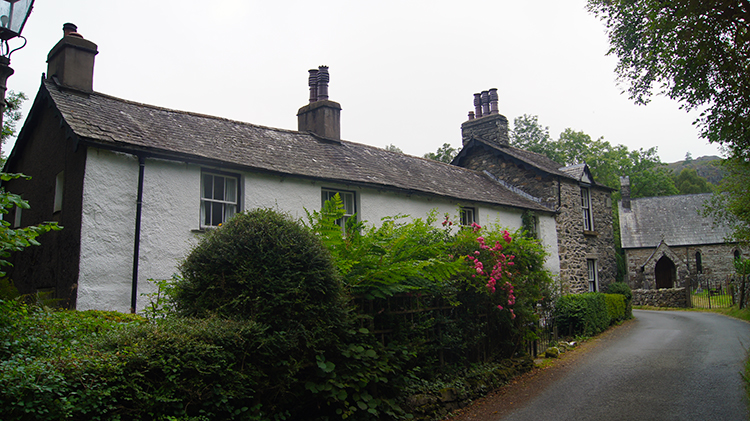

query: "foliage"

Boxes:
[604, 282, 633, 319]
[174, 208, 346, 330]
[604, 293, 627, 322]
[673, 168, 714, 195]
[587, 0, 750, 159]
[384, 144, 403, 153]
[554, 293, 610, 337]
[1, 91, 27, 158]
[703, 156, 750, 245]
[509, 114, 552, 156]
[0, 173, 62, 277]
[306, 200, 463, 299]
[141, 276, 178, 321]
[423, 143, 459, 164]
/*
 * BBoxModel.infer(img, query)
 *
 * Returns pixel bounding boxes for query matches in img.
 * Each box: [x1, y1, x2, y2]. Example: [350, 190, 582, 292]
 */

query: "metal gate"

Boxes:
[688, 275, 733, 309]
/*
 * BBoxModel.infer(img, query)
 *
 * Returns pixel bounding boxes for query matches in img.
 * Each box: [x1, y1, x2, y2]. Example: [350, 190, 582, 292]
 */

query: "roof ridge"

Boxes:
[43, 78, 304, 137]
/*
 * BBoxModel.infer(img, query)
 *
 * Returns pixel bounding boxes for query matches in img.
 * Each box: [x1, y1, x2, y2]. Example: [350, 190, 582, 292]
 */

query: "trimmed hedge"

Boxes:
[604, 282, 633, 319]
[604, 293, 626, 322]
[553, 292, 609, 336]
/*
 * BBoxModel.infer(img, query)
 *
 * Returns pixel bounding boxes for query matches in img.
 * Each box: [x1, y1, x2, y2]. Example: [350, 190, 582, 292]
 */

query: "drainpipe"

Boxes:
[130, 155, 145, 313]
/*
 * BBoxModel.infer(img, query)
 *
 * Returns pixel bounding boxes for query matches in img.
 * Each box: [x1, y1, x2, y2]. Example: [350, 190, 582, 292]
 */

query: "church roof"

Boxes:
[618, 193, 732, 248]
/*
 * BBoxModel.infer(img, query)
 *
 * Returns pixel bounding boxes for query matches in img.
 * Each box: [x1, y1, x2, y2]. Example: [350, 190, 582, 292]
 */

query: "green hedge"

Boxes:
[604, 282, 633, 319]
[553, 293, 609, 337]
[604, 293, 626, 322]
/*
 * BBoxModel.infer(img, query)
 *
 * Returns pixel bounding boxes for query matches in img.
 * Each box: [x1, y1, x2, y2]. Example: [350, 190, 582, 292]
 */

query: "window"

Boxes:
[460, 207, 476, 226]
[322, 189, 356, 229]
[581, 187, 593, 231]
[53, 171, 64, 213]
[695, 251, 703, 274]
[587, 259, 598, 292]
[200, 172, 239, 228]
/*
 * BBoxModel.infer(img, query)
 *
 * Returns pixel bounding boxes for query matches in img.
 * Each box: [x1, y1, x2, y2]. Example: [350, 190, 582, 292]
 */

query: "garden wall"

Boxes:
[631, 288, 688, 308]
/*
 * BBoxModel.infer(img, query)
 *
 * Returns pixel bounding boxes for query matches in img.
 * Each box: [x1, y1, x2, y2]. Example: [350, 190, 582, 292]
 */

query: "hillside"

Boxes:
[665, 155, 725, 185]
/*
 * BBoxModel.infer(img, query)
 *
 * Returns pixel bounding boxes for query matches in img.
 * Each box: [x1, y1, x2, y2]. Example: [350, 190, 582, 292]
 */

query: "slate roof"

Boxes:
[618, 193, 732, 248]
[454, 138, 574, 180]
[25, 79, 550, 213]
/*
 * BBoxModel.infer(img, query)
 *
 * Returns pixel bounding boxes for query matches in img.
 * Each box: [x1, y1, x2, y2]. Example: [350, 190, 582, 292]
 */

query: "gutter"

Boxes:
[130, 154, 145, 313]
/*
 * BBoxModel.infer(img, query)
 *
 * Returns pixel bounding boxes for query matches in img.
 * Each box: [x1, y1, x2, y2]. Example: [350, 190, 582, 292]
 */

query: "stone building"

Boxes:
[452, 91, 617, 293]
[618, 177, 746, 290]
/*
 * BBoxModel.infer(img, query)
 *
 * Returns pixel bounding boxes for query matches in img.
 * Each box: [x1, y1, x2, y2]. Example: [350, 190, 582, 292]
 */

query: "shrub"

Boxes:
[553, 293, 609, 337]
[604, 282, 633, 319]
[604, 293, 626, 322]
[174, 208, 347, 343]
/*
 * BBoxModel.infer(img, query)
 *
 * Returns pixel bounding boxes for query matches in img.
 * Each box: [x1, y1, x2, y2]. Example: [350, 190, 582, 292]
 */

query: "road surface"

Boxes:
[499, 310, 750, 421]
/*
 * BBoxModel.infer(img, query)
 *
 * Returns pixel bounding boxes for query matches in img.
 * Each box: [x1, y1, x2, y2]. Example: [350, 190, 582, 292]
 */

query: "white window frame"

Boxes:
[460, 207, 476, 226]
[581, 186, 593, 231]
[200, 171, 240, 228]
[587, 259, 598, 292]
[322, 189, 356, 230]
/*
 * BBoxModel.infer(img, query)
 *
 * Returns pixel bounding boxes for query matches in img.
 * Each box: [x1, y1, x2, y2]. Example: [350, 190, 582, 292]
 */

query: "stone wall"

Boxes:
[631, 288, 688, 308]
[556, 182, 617, 294]
[624, 244, 747, 290]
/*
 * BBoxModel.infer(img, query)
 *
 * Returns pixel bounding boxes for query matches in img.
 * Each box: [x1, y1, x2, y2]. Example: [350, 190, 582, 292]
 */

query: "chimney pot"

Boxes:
[308, 69, 318, 103]
[468, 111, 475, 120]
[489, 88, 499, 114]
[316, 65, 329, 101]
[481, 90, 490, 116]
[473, 93, 483, 118]
[62, 23, 77, 37]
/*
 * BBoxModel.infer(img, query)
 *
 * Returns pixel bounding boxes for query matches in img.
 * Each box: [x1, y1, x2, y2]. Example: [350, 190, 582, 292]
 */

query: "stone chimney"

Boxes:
[620, 176, 631, 210]
[297, 66, 341, 141]
[46, 23, 98, 93]
[461, 88, 508, 147]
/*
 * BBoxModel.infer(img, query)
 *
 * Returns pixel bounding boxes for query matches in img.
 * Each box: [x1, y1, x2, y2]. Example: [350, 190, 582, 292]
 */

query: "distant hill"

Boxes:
[664, 155, 725, 185]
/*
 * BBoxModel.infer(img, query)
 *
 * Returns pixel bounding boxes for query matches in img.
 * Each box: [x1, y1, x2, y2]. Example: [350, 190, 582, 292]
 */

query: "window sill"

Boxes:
[191, 227, 218, 233]
[583, 230, 598, 237]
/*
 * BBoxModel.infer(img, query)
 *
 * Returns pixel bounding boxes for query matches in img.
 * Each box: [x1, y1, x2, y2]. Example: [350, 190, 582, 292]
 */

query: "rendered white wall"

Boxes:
[78, 149, 139, 312]
[77, 149, 560, 312]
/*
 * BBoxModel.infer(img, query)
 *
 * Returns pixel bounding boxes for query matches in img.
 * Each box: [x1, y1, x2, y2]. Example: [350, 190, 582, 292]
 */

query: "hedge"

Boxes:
[553, 292, 610, 337]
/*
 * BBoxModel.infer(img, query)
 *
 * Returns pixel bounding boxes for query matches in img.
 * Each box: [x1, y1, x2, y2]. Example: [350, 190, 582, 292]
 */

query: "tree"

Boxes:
[587, 0, 750, 158]
[509, 114, 552, 156]
[673, 168, 714, 194]
[703, 157, 750, 244]
[384, 143, 403, 153]
[424, 142, 459, 163]
[1, 91, 27, 161]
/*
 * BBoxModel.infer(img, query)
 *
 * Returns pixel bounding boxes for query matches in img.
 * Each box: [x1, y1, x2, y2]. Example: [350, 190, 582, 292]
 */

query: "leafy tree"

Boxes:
[587, 0, 750, 158]
[384, 143, 403, 153]
[703, 157, 750, 244]
[684, 151, 693, 164]
[673, 167, 714, 194]
[1, 91, 27, 161]
[424, 142, 459, 163]
[509, 114, 553, 156]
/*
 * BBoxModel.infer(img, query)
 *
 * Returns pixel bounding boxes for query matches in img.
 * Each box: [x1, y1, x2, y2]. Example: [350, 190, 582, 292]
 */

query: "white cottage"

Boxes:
[3, 25, 559, 313]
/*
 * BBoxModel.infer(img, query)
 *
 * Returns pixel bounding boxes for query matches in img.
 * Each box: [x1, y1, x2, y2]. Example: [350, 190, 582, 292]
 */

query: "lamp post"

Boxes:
[0, 0, 33, 157]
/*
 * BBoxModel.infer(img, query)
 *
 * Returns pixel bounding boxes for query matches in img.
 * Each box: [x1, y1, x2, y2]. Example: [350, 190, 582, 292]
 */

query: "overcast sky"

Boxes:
[4, 0, 723, 163]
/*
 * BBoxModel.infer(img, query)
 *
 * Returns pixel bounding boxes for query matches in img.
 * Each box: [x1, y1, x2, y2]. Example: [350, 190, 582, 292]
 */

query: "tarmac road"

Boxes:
[499, 310, 750, 421]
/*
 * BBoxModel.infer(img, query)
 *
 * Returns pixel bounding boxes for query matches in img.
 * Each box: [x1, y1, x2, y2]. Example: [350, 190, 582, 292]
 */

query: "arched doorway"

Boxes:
[655, 255, 676, 289]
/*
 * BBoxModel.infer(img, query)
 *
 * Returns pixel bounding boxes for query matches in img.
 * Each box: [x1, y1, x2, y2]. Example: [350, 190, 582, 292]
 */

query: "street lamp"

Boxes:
[0, 0, 33, 156]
